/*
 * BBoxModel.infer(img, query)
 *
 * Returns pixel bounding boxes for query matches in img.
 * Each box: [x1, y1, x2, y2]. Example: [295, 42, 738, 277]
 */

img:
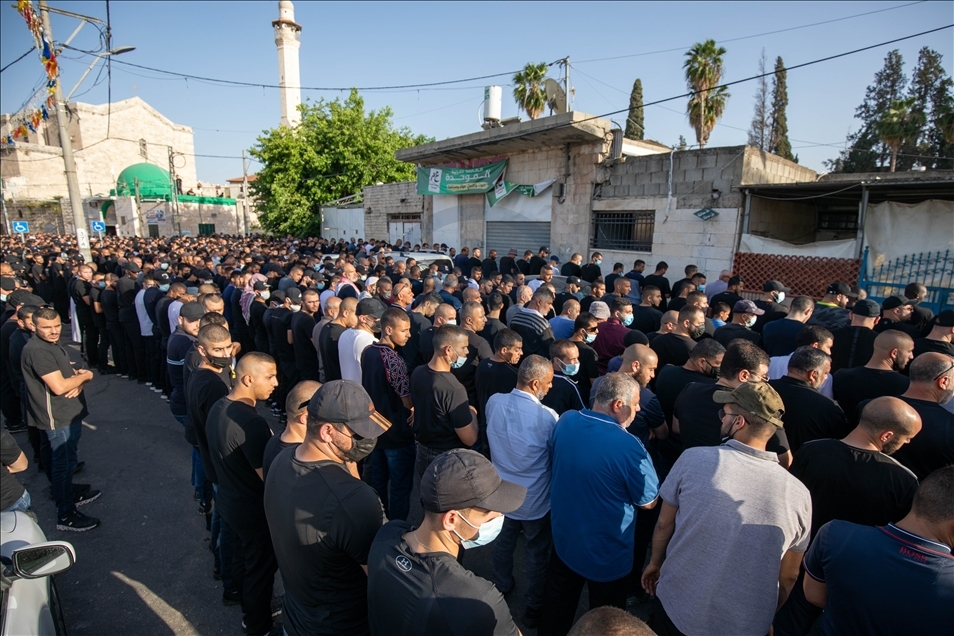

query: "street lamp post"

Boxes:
[65, 46, 135, 101]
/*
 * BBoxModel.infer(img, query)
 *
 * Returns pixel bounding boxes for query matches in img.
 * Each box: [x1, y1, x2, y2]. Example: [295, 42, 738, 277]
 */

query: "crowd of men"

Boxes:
[1, 231, 952, 636]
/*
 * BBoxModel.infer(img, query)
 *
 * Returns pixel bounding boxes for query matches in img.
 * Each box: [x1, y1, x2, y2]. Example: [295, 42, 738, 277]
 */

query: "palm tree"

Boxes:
[875, 97, 926, 171]
[683, 40, 730, 148]
[513, 62, 548, 120]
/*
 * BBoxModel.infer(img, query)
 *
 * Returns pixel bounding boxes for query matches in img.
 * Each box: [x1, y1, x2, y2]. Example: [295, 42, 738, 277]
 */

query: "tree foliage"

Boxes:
[513, 62, 548, 120]
[626, 78, 645, 140]
[747, 50, 770, 151]
[684, 39, 730, 148]
[248, 90, 432, 236]
[768, 56, 794, 161]
[876, 97, 925, 172]
[828, 48, 954, 172]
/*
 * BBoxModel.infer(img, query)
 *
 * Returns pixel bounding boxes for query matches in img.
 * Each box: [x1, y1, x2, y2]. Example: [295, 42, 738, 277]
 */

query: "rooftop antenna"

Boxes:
[545, 78, 567, 116]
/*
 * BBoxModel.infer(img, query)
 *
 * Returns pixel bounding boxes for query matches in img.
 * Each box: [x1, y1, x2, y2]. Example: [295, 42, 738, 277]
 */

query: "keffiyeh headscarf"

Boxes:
[240, 273, 267, 323]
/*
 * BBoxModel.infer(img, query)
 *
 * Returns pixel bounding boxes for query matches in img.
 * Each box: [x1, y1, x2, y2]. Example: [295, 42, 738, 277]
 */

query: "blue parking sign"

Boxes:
[91, 220, 106, 233]
[12, 220, 29, 234]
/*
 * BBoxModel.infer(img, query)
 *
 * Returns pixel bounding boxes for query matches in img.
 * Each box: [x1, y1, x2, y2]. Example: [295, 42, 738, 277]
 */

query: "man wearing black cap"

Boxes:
[753, 280, 790, 332]
[875, 295, 921, 339]
[913, 309, 954, 357]
[807, 282, 856, 332]
[830, 299, 882, 371]
[366, 448, 526, 636]
[265, 380, 389, 636]
[713, 300, 764, 348]
[339, 298, 386, 383]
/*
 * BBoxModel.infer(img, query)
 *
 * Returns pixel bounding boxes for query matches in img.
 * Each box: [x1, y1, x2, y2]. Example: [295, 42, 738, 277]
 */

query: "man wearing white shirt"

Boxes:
[338, 298, 386, 382]
[486, 355, 558, 627]
[528, 266, 554, 293]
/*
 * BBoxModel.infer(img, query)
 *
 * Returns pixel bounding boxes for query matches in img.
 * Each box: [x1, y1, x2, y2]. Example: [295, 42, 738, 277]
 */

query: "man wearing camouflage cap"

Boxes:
[641, 381, 811, 636]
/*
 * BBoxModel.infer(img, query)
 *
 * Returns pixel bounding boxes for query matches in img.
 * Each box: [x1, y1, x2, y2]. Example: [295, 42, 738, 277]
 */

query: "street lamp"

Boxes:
[65, 46, 136, 101]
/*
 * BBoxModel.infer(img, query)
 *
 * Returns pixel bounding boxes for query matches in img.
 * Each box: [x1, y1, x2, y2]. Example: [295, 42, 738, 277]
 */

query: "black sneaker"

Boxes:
[57, 510, 100, 532]
[198, 500, 212, 515]
[222, 589, 241, 606]
[74, 489, 102, 507]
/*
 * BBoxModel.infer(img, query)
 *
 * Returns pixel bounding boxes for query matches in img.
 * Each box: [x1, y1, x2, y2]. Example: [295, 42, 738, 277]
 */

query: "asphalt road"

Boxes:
[14, 339, 654, 635]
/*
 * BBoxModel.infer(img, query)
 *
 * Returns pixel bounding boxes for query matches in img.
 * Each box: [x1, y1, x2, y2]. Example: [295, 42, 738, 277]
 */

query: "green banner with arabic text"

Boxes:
[416, 160, 508, 195]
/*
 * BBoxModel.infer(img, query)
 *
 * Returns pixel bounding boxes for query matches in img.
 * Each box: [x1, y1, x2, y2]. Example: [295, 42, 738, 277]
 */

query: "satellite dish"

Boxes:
[545, 78, 567, 115]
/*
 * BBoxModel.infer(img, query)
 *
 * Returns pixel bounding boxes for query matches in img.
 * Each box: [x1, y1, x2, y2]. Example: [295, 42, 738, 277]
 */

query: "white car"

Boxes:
[396, 251, 454, 272]
[1, 511, 75, 636]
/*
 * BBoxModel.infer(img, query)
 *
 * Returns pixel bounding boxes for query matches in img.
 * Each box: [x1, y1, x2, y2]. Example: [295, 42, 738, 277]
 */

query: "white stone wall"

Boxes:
[362, 181, 428, 241]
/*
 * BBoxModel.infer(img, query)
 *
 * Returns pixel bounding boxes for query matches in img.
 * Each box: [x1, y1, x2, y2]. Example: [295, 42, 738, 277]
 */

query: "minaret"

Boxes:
[273, 1, 302, 127]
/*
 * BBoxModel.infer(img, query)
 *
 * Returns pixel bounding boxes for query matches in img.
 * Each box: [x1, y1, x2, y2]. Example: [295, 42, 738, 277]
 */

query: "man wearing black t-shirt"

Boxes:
[290, 289, 320, 381]
[528, 246, 549, 276]
[317, 297, 357, 382]
[776, 396, 921, 636]
[874, 295, 921, 339]
[834, 330, 914, 424]
[474, 329, 523, 458]
[913, 309, 954, 358]
[651, 306, 704, 370]
[362, 308, 415, 521]
[264, 380, 388, 636]
[631, 286, 663, 335]
[452, 301, 494, 407]
[542, 339, 585, 415]
[70, 265, 98, 367]
[768, 347, 850, 454]
[674, 341, 792, 467]
[410, 325, 479, 477]
[561, 253, 583, 279]
[366, 449, 526, 636]
[830, 299, 881, 372]
[888, 353, 954, 481]
[642, 262, 672, 311]
[714, 300, 763, 348]
[206, 352, 279, 636]
[580, 253, 604, 284]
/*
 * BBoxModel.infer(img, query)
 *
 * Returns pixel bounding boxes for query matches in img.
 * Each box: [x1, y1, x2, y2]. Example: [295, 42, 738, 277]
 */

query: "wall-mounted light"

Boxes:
[711, 188, 721, 200]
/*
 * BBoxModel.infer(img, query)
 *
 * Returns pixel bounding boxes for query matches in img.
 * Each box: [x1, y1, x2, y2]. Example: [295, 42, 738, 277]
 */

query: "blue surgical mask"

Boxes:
[775, 291, 785, 303]
[317, 282, 325, 290]
[451, 354, 468, 369]
[594, 259, 602, 267]
[622, 313, 634, 327]
[160, 263, 170, 270]
[454, 512, 504, 549]
[697, 283, 706, 292]
[159, 284, 170, 292]
[97, 281, 106, 288]
[561, 360, 580, 376]
[584, 332, 597, 344]
[745, 316, 757, 328]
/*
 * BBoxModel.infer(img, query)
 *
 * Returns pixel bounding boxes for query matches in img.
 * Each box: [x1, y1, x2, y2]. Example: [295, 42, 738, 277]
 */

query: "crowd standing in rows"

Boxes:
[2, 232, 952, 636]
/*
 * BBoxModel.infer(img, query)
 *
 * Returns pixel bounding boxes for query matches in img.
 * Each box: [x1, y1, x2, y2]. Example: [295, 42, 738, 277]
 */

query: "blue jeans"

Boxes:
[370, 445, 415, 521]
[173, 414, 208, 504]
[492, 513, 553, 612]
[42, 422, 82, 519]
[211, 484, 235, 593]
[4, 489, 31, 513]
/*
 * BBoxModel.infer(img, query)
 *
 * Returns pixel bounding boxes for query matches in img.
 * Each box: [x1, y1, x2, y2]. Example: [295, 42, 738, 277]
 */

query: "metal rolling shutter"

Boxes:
[485, 221, 551, 257]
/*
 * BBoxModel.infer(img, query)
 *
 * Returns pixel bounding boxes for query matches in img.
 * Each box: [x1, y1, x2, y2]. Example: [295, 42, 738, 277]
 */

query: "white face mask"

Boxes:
[290, 304, 301, 312]
[745, 316, 757, 328]
[775, 292, 786, 303]
[260, 290, 271, 300]
[445, 319, 457, 326]
[453, 512, 504, 549]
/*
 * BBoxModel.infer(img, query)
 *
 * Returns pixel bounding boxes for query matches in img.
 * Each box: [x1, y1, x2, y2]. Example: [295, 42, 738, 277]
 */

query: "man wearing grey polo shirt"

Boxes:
[486, 355, 558, 628]
[641, 381, 811, 636]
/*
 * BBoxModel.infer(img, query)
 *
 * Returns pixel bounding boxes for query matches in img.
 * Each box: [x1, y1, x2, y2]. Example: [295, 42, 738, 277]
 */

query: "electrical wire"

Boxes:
[573, 1, 928, 64]
[0, 47, 36, 73]
[748, 183, 863, 201]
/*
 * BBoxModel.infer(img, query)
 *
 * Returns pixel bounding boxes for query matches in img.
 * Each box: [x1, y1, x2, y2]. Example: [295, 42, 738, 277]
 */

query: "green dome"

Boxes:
[115, 163, 172, 198]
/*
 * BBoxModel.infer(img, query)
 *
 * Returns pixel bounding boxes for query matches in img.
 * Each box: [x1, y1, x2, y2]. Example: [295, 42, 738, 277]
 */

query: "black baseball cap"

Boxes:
[881, 295, 912, 311]
[270, 290, 287, 304]
[356, 298, 387, 318]
[253, 281, 268, 291]
[125, 262, 141, 273]
[179, 301, 205, 322]
[420, 449, 527, 514]
[8, 291, 44, 307]
[151, 271, 170, 284]
[850, 299, 881, 317]
[936, 310, 954, 327]
[285, 288, 302, 304]
[566, 276, 582, 286]
[308, 380, 391, 439]
[763, 280, 790, 293]
[826, 282, 858, 298]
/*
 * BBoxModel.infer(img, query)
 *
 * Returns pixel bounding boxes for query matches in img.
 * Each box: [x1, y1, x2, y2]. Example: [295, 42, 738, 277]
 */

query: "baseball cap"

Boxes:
[881, 295, 912, 311]
[270, 290, 287, 304]
[125, 262, 141, 273]
[0, 277, 15, 292]
[355, 265, 369, 275]
[589, 301, 610, 320]
[539, 246, 549, 254]
[733, 299, 765, 315]
[763, 280, 790, 293]
[936, 310, 954, 327]
[826, 282, 858, 298]
[356, 298, 387, 318]
[285, 288, 302, 304]
[713, 381, 785, 428]
[151, 271, 170, 284]
[549, 255, 560, 263]
[179, 301, 205, 322]
[8, 291, 44, 307]
[566, 276, 582, 286]
[850, 299, 882, 317]
[307, 380, 391, 439]
[420, 449, 527, 514]
[253, 281, 269, 292]
[507, 248, 518, 256]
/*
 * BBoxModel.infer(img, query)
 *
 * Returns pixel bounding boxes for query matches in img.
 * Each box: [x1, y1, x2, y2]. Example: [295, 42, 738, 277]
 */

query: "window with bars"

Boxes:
[591, 211, 655, 251]
[817, 211, 859, 231]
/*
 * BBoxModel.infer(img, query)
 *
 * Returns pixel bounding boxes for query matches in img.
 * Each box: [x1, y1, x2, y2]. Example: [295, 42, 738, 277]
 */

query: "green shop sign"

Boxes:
[416, 159, 508, 195]
[486, 178, 556, 207]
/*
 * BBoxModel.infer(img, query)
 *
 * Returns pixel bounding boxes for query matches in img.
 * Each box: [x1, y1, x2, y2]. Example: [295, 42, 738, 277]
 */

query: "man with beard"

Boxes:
[650, 306, 704, 370]
[833, 330, 913, 424]
[631, 286, 663, 335]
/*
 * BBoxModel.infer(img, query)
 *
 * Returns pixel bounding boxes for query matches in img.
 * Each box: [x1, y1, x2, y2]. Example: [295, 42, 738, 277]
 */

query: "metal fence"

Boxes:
[732, 252, 861, 299]
[861, 247, 954, 313]
[590, 211, 654, 252]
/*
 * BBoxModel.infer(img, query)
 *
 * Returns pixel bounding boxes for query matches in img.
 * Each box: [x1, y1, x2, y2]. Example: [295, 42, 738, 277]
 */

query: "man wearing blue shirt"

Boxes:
[538, 373, 658, 636]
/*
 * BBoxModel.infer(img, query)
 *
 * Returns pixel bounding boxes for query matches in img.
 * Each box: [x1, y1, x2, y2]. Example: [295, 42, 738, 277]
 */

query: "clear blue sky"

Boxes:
[2, 1, 951, 184]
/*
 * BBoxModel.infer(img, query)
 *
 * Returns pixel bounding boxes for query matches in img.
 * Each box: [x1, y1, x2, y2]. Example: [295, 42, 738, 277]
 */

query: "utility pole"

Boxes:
[241, 150, 250, 235]
[563, 57, 571, 113]
[39, 0, 91, 261]
[168, 146, 182, 235]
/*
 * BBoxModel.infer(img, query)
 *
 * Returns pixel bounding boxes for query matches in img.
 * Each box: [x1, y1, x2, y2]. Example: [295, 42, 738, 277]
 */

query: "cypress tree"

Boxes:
[905, 47, 953, 169]
[747, 49, 770, 150]
[768, 57, 794, 161]
[626, 79, 645, 140]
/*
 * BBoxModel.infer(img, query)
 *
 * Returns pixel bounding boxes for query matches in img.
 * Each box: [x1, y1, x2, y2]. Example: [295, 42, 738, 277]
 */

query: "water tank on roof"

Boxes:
[483, 86, 502, 123]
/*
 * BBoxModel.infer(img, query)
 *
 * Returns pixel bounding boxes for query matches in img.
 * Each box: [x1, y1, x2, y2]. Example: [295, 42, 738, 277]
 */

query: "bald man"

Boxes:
[420, 303, 458, 362]
[706, 270, 732, 302]
[778, 396, 921, 635]
[833, 330, 914, 424]
[262, 380, 321, 479]
[890, 352, 954, 480]
[313, 296, 340, 383]
[317, 297, 357, 382]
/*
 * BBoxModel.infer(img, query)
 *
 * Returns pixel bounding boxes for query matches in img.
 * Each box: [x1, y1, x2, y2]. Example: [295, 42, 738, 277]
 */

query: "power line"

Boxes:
[573, 1, 927, 64]
[0, 47, 35, 73]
